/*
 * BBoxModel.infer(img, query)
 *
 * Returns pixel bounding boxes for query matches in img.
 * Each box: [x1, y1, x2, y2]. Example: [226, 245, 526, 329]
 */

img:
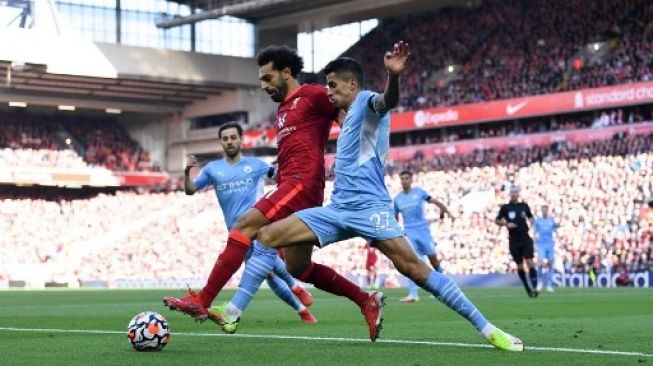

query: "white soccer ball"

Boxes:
[127, 311, 170, 351]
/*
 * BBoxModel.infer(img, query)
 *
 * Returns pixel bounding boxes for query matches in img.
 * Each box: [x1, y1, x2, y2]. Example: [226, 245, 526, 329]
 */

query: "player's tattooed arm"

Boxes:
[375, 41, 410, 113]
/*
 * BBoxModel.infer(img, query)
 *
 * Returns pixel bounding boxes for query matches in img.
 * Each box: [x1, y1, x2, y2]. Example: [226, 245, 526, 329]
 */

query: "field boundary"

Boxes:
[0, 326, 651, 358]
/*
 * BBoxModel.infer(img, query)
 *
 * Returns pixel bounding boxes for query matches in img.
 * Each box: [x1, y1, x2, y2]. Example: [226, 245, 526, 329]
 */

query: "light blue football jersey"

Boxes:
[330, 90, 391, 208]
[533, 217, 557, 246]
[394, 187, 431, 228]
[193, 157, 270, 230]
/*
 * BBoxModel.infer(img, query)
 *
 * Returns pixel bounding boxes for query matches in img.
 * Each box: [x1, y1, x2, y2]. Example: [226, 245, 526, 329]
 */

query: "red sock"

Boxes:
[300, 262, 368, 308]
[198, 230, 251, 307]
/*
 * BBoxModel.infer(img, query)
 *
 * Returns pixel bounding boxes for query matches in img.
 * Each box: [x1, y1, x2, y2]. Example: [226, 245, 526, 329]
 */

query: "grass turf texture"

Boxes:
[0, 287, 651, 365]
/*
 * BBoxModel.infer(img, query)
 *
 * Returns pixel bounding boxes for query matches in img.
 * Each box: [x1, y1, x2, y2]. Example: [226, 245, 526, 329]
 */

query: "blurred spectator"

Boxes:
[2, 132, 651, 285]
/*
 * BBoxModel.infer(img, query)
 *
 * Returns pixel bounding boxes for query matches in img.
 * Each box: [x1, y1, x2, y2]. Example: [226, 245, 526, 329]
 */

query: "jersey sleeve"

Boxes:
[524, 204, 534, 219]
[496, 205, 507, 220]
[192, 166, 211, 190]
[368, 93, 389, 116]
[310, 86, 339, 120]
[419, 188, 432, 202]
[253, 158, 271, 178]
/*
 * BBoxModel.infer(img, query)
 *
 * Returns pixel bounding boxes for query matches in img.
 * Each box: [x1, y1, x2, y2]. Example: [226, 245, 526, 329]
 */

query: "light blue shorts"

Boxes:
[295, 203, 404, 247]
[404, 225, 436, 256]
[536, 244, 555, 262]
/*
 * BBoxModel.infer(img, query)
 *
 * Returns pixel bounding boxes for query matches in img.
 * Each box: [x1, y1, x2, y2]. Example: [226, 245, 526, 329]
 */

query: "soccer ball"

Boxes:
[126, 311, 170, 351]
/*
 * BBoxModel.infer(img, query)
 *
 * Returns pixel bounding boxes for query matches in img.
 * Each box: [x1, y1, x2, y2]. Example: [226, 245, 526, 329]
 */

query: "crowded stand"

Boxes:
[2, 131, 650, 287]
[344, 0, 653, 110]
[0, 112, 155, 171]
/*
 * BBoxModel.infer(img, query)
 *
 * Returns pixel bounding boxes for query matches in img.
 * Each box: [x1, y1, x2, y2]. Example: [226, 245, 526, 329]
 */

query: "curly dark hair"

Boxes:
[256, 45, 304, 77]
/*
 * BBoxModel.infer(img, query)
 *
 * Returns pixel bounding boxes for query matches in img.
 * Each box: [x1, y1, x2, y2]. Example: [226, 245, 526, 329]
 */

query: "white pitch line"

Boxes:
[0, 327, 651, 358]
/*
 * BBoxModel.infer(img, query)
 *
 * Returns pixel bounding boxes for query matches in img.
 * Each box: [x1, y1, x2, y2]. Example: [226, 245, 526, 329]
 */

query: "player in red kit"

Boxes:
[365, 242, 379, 289]
[163, 46, 382, 339]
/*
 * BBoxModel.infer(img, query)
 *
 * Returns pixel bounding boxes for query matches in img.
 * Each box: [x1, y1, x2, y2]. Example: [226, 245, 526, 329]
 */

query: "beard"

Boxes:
[269, 89, 282, 102]
[268, 81, 288, 103]
[225, 147, 239, 158]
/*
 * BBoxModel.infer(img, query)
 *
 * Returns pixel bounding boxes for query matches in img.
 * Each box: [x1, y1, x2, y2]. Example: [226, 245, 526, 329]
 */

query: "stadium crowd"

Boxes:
[345, 0, 653, 110]
[0, 112, 155, 171]
[1, 132, 651, 287]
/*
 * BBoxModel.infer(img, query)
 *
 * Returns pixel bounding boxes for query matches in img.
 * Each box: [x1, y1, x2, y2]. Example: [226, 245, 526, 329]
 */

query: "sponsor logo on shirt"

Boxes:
[277, 113, 287, 129]
[291, 97, 301, 110]
[216, 178, 254, 194]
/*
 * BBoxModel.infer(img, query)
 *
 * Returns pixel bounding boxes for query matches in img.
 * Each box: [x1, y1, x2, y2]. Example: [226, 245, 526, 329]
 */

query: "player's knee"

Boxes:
[233, 215, 263, 238]
[257, 225, 280, 247]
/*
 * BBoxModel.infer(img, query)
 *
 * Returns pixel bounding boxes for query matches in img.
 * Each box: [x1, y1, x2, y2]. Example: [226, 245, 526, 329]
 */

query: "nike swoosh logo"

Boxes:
[506, 101, 528, 115]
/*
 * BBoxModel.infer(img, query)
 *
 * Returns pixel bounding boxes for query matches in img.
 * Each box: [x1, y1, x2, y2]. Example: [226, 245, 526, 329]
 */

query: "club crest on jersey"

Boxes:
[243, 165, 253, 173]
[508, 211, 516, 219]
[291, 97, 301, 110]
[412, 194, 418, 199]
[277, 113, 287, 128]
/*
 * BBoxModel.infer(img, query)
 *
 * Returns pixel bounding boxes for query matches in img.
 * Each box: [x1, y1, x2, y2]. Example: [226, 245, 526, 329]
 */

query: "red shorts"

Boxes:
[255, 181, 323, 223]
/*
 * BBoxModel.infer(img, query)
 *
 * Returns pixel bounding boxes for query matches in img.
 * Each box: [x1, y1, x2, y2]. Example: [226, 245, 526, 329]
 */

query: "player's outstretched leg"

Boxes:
[162, 230, 252, 320]
[272, 255, 313, 307]
[377, 237, 523, 352]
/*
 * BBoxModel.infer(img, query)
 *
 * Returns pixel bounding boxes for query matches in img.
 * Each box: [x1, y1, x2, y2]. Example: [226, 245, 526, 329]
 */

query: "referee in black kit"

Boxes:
[495, 186, 539, 298]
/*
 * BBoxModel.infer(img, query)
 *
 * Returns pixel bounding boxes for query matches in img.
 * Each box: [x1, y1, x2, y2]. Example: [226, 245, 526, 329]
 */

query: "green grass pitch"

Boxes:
[1, 287, 651, 365]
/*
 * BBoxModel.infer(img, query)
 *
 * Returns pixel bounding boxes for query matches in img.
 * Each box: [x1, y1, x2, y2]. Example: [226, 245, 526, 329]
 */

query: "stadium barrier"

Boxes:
[4, 272, 651, 289]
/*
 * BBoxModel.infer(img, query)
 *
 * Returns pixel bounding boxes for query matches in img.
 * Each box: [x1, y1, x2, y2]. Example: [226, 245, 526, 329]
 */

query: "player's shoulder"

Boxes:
[414, 186, 427, 194]
[299, 84, 328, 98]
[299, 84, 326, 96]
[204, 159, 225, 170]
[242, 156, 264, 165]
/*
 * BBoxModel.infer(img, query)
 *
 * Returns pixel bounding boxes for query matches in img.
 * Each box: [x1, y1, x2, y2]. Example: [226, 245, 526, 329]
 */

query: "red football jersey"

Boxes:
[274, 84, 337, 192]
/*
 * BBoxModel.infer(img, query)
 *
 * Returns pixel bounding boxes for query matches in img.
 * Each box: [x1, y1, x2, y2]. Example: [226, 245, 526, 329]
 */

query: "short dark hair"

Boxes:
[323, 57, 364, 86]
[399, 170, 412, 177]
[218, 122, 243, 138]
[257, 45, 303, 77]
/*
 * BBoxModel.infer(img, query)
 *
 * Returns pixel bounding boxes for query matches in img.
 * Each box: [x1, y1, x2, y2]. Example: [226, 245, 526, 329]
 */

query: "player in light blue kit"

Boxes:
[394, 170, 455, 302]
[182, 122, 316, 324]
[533, 205, 558, 292]
[210, 41, 523, 351]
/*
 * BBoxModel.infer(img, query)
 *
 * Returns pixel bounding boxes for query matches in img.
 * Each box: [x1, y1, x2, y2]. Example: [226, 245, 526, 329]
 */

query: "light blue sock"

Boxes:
[266, 274, 302, 311]
[407, 278, 419, 298]
[547, 267, 554, 288]
[422, 271, 488, 331]
[271, 255, 297, 289]
[537, 266, 544, 286]
[231, 242, 278, 312]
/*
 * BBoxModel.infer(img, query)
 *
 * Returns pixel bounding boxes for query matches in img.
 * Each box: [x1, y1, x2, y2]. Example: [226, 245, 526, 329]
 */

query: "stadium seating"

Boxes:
[0, 112, 155, 171]
[345, 0, 653, 110]
[1, 132, 650, 286]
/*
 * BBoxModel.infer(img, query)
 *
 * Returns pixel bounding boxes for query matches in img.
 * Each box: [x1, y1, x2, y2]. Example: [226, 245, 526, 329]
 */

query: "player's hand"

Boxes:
[384, 41, 410, 76]
[186, 155, 198, 169]
[506, 222, 518, 229]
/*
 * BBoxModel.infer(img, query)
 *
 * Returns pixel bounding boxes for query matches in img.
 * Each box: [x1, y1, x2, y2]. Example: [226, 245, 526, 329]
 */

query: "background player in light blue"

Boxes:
[211, 41, 524, 351]
[183, 122, 316, 324]
[394, 170, 455, 302]
[533, 205, 558, 292]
